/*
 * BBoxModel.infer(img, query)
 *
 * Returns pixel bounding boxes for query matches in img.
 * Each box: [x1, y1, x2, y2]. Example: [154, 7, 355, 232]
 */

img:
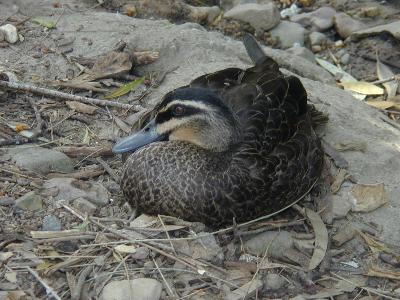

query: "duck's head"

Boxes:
[112, 87, 240, 154]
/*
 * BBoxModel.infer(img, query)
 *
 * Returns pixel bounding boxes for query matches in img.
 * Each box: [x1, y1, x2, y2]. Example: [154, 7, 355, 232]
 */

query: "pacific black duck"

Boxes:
[113, 34, 324, 227]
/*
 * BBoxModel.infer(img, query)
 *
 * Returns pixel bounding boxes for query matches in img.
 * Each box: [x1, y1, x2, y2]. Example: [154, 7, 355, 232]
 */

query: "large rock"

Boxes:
[291, 6, 337, 31]
[224, 3, 280, 32]
[1, 12, 400, 245]
[334, 13, 367, 39]
[43, 178, 109, 206]
[11, 147, 74, 174]
[270, 20, 307, 49]
[15, 191, 42, 211]
[99, 278, 162, 300]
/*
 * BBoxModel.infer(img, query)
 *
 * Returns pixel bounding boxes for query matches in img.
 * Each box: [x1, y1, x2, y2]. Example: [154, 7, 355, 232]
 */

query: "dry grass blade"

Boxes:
[104, 76, 145, 99]
[366, 265, 400, 280]
[366, 100, 400, 110]
[338, 82, 384, 95]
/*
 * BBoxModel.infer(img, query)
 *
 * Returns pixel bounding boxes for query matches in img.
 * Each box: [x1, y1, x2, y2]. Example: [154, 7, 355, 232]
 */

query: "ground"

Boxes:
[1, 0, 400, 299]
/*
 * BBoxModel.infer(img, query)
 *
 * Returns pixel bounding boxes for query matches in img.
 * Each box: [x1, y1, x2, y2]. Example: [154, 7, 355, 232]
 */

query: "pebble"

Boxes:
[290, 6, 337, 32]
[100, 278, 162, 300]
[15, 191, 43, 211]
[0, 24, 18, 43]
[331, 194, 352, 219]
[11, 147, 74, 175]
[244, 231, 293, 257]
[43, 177, 109, 206]
[360, 6, 381, 18]
[188, 5, 221, 24]
[224, 3, 280, 32]
[0, 196, 14, 206]
[311, 45, 322, 53]
[309, 31, 327, 46]
[269, 21, 306, 49]
[264, 273, 286, 290]
[334, 13, 366, 39]
[189, 232, 224, 264]
[340, 53, 350, 65]
[42, 214, 62, 231]
[286, 45, 315, 63]
[73, 197, 97, 215]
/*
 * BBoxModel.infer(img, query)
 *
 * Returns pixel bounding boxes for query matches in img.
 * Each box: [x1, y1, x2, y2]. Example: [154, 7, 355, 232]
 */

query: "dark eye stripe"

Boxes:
[156, 105, 201, 124]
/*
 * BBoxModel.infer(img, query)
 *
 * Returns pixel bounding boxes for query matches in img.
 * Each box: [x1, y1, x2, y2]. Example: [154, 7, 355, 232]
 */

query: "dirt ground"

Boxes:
[1, 0, 400, 299]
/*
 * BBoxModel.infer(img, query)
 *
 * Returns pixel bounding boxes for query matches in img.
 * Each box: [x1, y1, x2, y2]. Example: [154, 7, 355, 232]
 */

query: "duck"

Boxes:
[112, 33, 324, 227]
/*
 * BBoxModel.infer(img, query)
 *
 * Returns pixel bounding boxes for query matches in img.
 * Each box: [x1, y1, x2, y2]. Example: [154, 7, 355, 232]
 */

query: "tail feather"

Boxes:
[243, 33, 266, 65]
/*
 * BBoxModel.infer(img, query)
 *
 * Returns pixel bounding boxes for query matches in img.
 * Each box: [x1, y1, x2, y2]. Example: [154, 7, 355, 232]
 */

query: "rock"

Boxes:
[290, 6, 337, 32]
[224, 3, 280, 32]
[331, 194, 352, 219]
[15, 191, 42, 211]
[0, 196, 14, 206]
[245, 231, 294, 257]
[73, 197, 97, 215]
[189, 233, 224, 264]
[11, 147, 74, 175]
[42, 215, 61, 231]
[264, 273, 286, 290]
[0, 24, 18, 43]
[0, 30, 4, 42]
[340, 53, 350, 65]
[359, 6, 381, 18]
[99, 278, 162, 300]
[309, 31, 327, 46]
[352, 21, 400, 41]
[188, 5, 221, 24]
[334, 13, 366, 39]
[270, 21, 307, 49]
[43, 178, 109, 206]
[286, 45, 315, 62]
[311, 45, 322, 53]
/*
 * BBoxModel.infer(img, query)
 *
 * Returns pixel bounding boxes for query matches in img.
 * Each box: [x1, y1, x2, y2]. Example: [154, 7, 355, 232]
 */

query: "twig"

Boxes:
[26, 97, 44, 138]
[153, 257, 178, 299]
[55, 145, 113, 158]
[372, 74, 400, 85]
[71, 265, 92, 300]
[158, 215, 177, 256]
[23, 266, 62, 300]
[96, 157, 120, 183]
[0, 80, 142, 110]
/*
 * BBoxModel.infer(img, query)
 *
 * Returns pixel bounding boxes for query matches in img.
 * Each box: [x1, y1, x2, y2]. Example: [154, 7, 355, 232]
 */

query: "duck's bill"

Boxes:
[112, 119, 167, 154]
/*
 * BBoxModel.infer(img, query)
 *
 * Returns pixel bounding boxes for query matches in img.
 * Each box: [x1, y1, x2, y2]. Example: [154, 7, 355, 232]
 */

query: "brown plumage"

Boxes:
[114, 34, 324, 227]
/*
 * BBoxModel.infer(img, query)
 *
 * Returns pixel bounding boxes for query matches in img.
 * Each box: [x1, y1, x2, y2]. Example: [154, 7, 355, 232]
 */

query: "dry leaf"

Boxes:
[0, 251, 14, 262]
[349, 183, 387, 212]
[114, 244, 137, 254]
[305, 208, 328, 270]
[331, 169, 347, 194]
[0, 291, 26, 300]
[4, 272, 17, 283]
[376, 53, 398, 99]
[90, 51, 132, 80]
[366, 100, 400, 110]
[366, 265, 400, 280]
[357, 230, 388, 253]
[66, 101, 97, 114]
[339, 82, 384, 95]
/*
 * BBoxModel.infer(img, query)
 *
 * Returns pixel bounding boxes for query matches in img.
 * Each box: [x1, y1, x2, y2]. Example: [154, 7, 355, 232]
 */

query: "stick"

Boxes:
[71, 266, 92, 300]
[96, 157, 120, 183]
[0, 80, 142, 110]
[24, 266, 62, 300]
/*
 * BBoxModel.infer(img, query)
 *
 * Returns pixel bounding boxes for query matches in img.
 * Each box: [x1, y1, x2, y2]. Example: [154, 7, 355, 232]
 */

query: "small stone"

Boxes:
[224, 3, 280, 32]
[73, 197, 97, 215]
[291, 6, 337, 32]
[360, 6, 381, 18]
[269, 21, 307, 49]
[188, 5, 221, 24]
[311, 45, 322, 53]
[340, 53, 350, 65]
[0, 196, 14, 206]
[42, 215, 61, 231]
[335, 40, 344, 47]
[15, 191, 42, 211]
[336, 49, 346, 57]
[264, 273, 286, 290]
[286, 45, 315, 63]
[11, 147, 74, 175]
[99, 278, 162, 300]
[44, 178, 109, 206]
[189, 232, 224, 264]
[0, 24, 18, 43]
[334, 13, 366, 39]
[309, 31, 327, 46]
[331, 194, 352, 219]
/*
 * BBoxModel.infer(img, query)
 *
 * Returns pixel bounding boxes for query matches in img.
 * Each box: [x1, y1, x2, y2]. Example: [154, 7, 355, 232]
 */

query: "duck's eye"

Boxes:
[173, 106, 185, 116]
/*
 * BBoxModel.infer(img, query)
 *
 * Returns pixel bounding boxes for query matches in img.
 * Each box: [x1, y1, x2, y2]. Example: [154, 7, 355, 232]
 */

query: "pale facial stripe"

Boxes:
[158, 100, 216, 113]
